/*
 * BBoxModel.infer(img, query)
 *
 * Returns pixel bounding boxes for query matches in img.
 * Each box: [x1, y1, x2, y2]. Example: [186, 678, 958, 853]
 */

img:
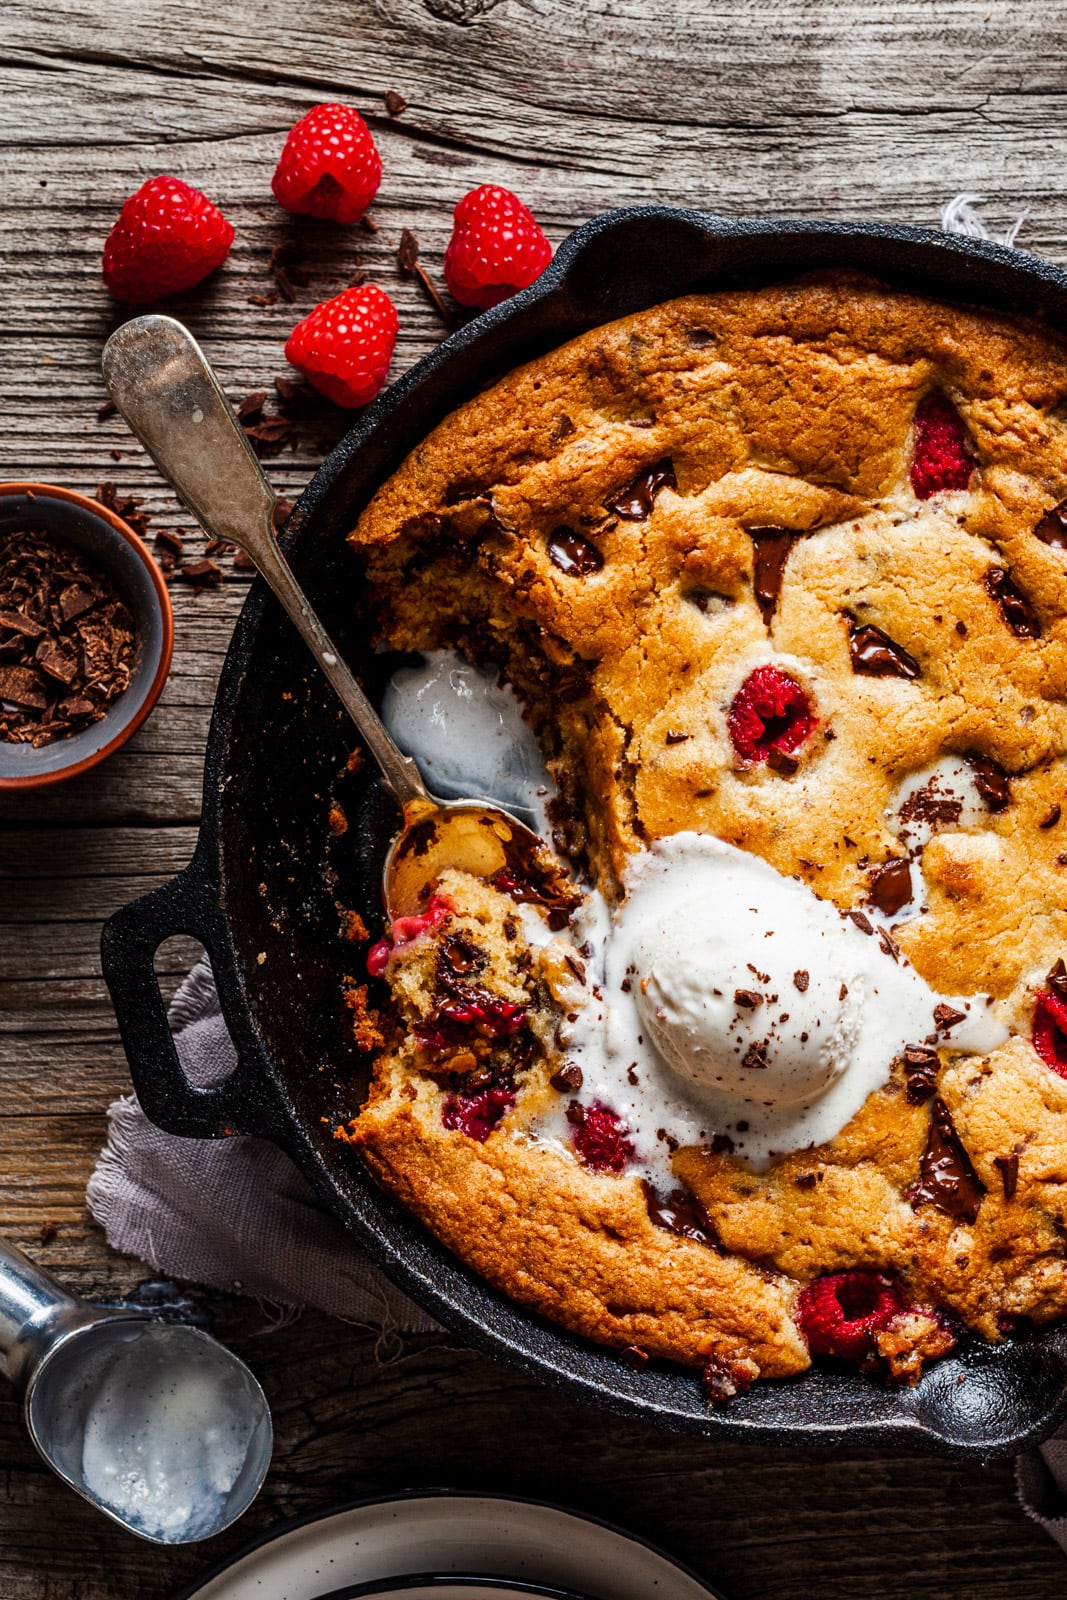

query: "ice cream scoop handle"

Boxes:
[100, 314, 429, 810]
[0, 1239, 83, 1379]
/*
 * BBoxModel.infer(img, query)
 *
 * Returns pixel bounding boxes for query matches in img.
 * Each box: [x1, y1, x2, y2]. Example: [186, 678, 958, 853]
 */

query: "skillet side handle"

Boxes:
[101, 866, 277, 1140]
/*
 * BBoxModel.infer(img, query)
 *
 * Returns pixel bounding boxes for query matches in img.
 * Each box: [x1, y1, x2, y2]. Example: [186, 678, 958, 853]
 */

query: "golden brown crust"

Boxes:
[340, 275, 1067, 1382]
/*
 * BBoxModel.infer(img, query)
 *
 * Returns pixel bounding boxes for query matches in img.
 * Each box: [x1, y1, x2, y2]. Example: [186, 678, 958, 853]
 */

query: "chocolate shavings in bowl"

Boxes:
[0, 529, 136, 747]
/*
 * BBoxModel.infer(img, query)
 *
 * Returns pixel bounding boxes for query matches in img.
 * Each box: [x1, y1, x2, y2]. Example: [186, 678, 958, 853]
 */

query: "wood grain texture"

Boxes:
[1, 0, 1066, 1594]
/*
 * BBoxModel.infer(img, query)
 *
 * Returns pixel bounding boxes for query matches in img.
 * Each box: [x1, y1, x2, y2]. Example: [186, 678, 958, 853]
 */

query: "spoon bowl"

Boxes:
[26, 1316, 272, 1544]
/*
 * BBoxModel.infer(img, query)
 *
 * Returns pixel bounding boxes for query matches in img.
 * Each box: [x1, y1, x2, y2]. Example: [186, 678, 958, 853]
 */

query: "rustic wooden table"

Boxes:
[3, 0, 1067, 1594]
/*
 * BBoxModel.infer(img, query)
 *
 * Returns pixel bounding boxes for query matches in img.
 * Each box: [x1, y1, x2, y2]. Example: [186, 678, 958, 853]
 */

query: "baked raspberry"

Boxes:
[443, 185, 552, 311]
[910, 392, 975, 500]
[367, 894, 450, 977]
[285, 284, 398, 409]
[795, 1270, 904, 1362]
[271, 103, 382, 224]
[103, 175, 234, 304]
[442, 1084, 516, 1142]
[728, 666, 816, 766]
[571, 1101, 635, 1173]
[1032, 990, 1067, 1077]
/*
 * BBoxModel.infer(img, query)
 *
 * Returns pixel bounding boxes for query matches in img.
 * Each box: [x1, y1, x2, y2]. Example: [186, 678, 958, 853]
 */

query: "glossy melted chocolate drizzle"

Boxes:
[847, 620, 921, 679]
[609, 458, 677, 521]
[984, 567, 1041, 638]
[547, 527, 603, 576]
[749, 528, 800, 625]
[910, 1096, 986, 1224]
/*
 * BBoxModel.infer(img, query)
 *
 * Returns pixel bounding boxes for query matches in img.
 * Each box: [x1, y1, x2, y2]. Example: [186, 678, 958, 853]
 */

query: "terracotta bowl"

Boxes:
[0, 482, 174, 790]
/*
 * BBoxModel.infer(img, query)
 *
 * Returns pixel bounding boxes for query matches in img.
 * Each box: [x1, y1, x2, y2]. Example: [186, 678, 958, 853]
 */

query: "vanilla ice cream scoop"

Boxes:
[548, 833, 1008, 1176]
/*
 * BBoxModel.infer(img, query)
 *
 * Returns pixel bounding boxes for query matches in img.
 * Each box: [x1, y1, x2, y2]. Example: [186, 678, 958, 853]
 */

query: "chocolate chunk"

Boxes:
[710, 1132, 735, 1154]
[642, 1180, 716, 1247]
[608, 458, 676, 520]
[965, 752, 1011, 812]
[1035, 500, 1067, 549]
[734, 989, 762, 1009]
[933, 1003, 967, 1030]
[58, 584, 96, 622]
[742, 1042, 768, 1070]
[993, 1153, 1020, 1201]
[867, 858, 912, 916]
[984, 567, 1041, 638]
[178, 558, 223, 586]
[794, 1172, 818, 1190]
[546, 527, 603, 576]
[1040, 804, 1062, 830]
[847, 619, 921, 679]
[909, 1097, 986, 1224]
[749, 528, 800, 625]
[665, 730, 690, 745]
[565, 1099, 586, 1125]
[0, 665, 47, 710]
[702, 1353, 756, 1404]
[849, 910, 875, 935]
[0, 608, 44, 638]
[793, 969, 810, 992]
[384, 89, 408, 116]
[902, 1045, 940, 1104]
[1047, 958, 1067, 1005]
[550, 1062, 584, 1093]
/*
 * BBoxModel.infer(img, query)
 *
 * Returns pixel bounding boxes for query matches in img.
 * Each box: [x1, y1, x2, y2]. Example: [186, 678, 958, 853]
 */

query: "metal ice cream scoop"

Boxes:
[0, 1238, 272, 1543]
[101, 315, 561, 918]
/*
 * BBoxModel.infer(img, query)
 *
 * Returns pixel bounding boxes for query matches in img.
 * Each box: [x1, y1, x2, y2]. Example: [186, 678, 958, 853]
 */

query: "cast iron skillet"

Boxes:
[102, 208, 1067, 1458]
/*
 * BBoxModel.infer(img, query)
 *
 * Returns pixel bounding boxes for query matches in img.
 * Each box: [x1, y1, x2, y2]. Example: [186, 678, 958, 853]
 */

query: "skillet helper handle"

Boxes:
[101, 866, 275, 1140]
[101, 314, 427, 809]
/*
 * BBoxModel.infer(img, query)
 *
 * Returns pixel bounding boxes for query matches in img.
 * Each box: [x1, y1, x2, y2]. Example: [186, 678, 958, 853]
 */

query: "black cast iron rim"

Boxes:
[105, 208, 1067, 1457]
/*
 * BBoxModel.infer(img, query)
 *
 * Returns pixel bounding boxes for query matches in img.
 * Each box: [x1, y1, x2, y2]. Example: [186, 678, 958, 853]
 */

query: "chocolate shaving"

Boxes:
[847, 618, 921, 679]
[734, 988, 762, 1009]
[849, 910, 875, 936]
[665, 730, 690, 745]
[933, 1003, 967, 1031]
[397, 228, 420, 274]
[608, 458, 676, 521]
[984, 567, 1041, 638]
[1040, 804, 1062, 830]
[0, 529, 135, 746]
[965, 752, 1011, 812]
[269, 240, 309, 303]
[749, 528, 800, 625]
[742, 1042, 769, 1070]
[993, 1153, 1020, 1201]
[909, 1097, 985, 1224]
[96, 399, 118, 422]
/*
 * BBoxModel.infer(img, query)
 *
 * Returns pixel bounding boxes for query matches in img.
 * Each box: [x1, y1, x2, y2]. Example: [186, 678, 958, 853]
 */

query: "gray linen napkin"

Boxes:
[88, 193, 1067, 1547]
[87, 957, 437, 1335]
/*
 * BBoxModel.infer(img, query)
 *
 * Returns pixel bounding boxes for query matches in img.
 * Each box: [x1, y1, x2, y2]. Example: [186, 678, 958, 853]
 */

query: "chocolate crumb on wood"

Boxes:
[384, 89, 408, 116]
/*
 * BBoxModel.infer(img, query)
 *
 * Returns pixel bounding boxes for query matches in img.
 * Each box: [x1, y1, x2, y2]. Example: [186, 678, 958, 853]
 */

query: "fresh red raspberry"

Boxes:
[443, 185, 552, 311]
[102, 176, 234, 304]
[285, 284, 398, 409]
[910, 392, 975, 499]
[795, 1270, 904, 1362]
[1033, 990, 1067, 1077]
[728, 666, 816, 765]
[571, 1101, 635, 1173]
[271, 103, 382, 224]
[442, 1084, 516, 1143]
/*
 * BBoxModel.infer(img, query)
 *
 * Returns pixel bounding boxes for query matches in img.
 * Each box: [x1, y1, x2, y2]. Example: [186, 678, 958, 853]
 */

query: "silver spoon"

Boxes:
[0, 1237, 271, 1542]
[101, 315, 560, 920]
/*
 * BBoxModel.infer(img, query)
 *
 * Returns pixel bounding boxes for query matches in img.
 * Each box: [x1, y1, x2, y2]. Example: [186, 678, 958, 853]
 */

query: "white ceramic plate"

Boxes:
[176, 1492, 723, 1600]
